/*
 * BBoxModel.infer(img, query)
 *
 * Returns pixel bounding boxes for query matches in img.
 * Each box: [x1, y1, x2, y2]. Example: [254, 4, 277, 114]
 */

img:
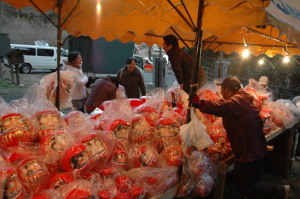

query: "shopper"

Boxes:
[117, 57, 146, 98]
[163, 34, 206, 93]
[85, 76, 118, 114]
[190, 76, 290, 199]
[259, 76, 275, 100]
[62, 51, 88, 112]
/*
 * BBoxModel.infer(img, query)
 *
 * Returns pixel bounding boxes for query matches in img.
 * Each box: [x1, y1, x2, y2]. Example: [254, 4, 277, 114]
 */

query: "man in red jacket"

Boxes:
[85, 76, 118, 113]
[190, 76, 290, 199]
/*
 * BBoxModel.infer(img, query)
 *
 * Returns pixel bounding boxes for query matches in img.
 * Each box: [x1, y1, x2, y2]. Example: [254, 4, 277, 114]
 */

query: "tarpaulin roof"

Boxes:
[3, 0, 300, 57]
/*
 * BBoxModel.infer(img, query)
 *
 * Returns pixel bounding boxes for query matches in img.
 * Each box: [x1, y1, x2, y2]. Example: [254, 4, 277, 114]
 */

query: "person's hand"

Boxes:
[189, 93, 200, 108]
[180, 84, 183, 89]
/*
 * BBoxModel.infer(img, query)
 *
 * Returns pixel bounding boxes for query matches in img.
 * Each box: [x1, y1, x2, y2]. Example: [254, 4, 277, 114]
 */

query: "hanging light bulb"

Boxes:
[242, 48, 250, 58]
[97, 0, 101, 14]
[258, 59, 264, 65]
[283, 56, 290, 63]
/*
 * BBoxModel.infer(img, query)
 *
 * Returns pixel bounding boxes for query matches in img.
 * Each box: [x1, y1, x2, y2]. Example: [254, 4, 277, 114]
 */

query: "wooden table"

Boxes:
[213, 120, 299, 199]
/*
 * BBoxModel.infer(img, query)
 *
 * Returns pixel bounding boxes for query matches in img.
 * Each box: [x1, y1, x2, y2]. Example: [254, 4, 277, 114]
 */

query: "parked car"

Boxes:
[133, 55, 144, 69]
[6, 44, 68, 73]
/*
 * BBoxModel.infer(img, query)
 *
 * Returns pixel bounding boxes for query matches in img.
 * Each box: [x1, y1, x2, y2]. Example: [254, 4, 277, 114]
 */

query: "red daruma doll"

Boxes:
[162, 145, 183, 167]
[80, 133, 110, 168]
[0, 113, 36, 148]
[48, 172, 75, 190]
[35, 110, 64, 140]
[133, 145, 159, 168]
[109, 119, 131, 140]
[155, 118, 180, 140]
[61, 144, 91, 172]
[110, 148, 127, 169]
[40, 131, 69, 157]
[130, 115, 154, 144]
[0, 167, 26, 199]
[16, 157, 50, 191]
[135, 106, 159, 122]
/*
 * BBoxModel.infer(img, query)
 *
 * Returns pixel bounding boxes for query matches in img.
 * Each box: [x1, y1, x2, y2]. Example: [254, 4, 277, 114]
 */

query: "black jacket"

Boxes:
[117, 66, 146, 98]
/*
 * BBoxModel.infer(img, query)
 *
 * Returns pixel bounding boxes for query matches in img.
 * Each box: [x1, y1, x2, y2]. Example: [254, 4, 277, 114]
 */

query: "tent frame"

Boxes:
[28, 0, 81, 109]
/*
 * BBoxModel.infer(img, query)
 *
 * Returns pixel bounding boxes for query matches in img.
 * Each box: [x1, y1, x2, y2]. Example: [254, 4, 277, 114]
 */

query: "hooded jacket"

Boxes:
[62, 61, 88, 100]
[198, 89, 267, 163]
[117, 66, 146, 98]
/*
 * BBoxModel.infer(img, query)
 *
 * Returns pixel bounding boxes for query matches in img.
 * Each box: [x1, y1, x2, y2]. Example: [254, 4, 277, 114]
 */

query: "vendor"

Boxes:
[190, 76, 290, 199]
[258, 76, 275, 101]
[62, 51, 88, 112]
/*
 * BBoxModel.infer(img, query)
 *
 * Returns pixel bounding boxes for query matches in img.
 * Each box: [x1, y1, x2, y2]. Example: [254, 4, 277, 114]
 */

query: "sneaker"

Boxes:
[284, 185, 290, 199]
[295, 155, 300, 161]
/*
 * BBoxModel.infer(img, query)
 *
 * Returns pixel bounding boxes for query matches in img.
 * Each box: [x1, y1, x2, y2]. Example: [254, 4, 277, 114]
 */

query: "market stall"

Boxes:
[0, 78, 299, 198]
[214, 121, 299, 199]
[1, 0, 300, 198]
[2, 0, 300, 109]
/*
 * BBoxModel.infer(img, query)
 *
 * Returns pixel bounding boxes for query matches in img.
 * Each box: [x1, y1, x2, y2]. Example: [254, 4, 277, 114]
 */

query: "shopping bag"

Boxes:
[40, 71, 75, 109]
[180, 108, 213, 150]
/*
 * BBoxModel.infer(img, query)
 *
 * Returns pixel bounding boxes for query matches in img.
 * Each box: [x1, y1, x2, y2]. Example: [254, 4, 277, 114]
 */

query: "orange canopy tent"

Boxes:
[3, 0, 300, 57]
[3, 0, 300, 107]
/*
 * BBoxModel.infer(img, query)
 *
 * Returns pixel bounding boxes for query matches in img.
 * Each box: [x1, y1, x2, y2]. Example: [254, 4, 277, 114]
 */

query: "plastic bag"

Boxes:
[40, 71, 75, 110]
[178, 151, 216, 198]
[277, 99, 300, 117]
[125, 167, 178, 198]
[292, 96, 300, 108]
[180, 108, 213, 150]
[268, 101, 295, 128]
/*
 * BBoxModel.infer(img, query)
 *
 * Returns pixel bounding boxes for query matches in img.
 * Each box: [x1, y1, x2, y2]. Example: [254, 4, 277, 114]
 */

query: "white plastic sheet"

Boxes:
[180, 108, 213, 150]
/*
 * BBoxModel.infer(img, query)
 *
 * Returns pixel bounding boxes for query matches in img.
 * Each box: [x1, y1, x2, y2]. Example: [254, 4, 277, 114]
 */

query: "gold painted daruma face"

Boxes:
[139, 148, 155, 167]
[4, 173, 24, 199]
[37, 112, 60, 130]
[0, 113, 29, 134]
[131, 118, 151, 137]
[70, 151, 89, 170]
[114, 125, 130, 139]
[83, 137, 107, 159]
[18, 158, 49, 190]
[0, 113, 34, 147]
[156, 124, 180, 138]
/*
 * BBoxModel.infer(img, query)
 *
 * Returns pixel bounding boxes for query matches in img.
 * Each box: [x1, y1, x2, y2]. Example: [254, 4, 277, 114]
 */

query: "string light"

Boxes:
[258, 58, 275, 69]
[283, 56, 290, 63]
[242, 48, 250, 58]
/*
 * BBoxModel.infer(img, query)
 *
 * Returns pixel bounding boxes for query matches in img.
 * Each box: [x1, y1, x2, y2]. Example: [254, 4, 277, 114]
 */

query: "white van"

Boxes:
[9, 44, 68, 74]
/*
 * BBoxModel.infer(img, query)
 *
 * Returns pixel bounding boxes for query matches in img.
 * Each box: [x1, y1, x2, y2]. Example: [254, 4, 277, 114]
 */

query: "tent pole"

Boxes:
[190, 0, 205, 95]
[187, 0, 204, 123]
[55, 0, 62, 110]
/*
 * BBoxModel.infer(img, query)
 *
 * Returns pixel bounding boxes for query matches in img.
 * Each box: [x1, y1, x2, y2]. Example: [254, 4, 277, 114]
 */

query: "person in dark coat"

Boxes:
[258, 76, 275, 101]
[163, 34, 206, 94]
[85, 76, 118, 114]
[190, 76, 290, 199]
[117, 57, 146, 98]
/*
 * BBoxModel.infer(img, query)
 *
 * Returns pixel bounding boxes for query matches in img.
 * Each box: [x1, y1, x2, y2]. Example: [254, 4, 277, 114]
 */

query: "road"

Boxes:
[0, 69, 52, 103]
[1, 67, 177, 103]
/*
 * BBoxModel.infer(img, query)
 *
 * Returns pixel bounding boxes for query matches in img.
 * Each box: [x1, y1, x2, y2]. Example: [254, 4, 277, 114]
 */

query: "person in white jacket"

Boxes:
[62, 51, 88, 112]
